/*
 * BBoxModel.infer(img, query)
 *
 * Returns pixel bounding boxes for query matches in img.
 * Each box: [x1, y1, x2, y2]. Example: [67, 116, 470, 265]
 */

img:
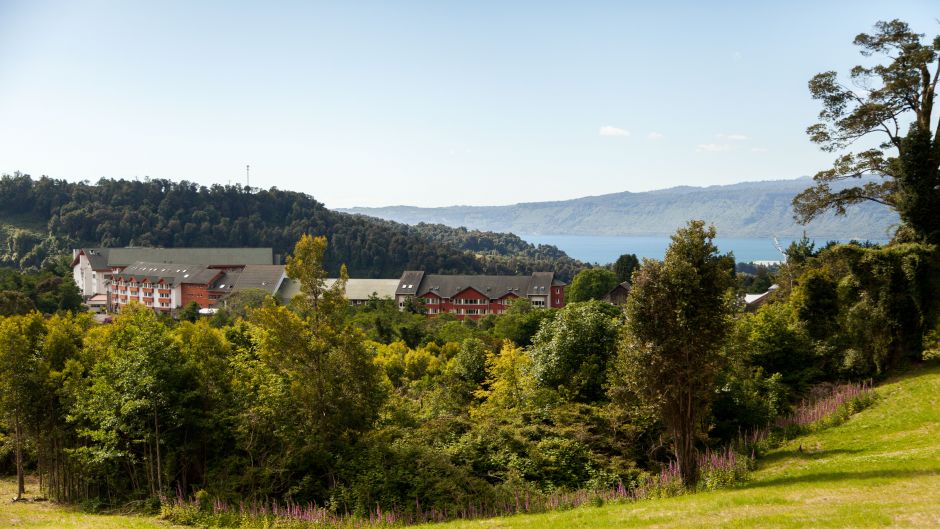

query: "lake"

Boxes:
[520, 234, 888, 264]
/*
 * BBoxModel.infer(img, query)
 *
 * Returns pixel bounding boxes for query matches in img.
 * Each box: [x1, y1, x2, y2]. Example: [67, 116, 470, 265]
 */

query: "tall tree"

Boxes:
[613, 253, 640, 284]
[611, 221, 736, 488]
[0, 313, 45, 500]
[250, 235, 384, 498]
[793, 20, 940, 243]
[566, 268, 619, 302]
[529, 301, 622, 402]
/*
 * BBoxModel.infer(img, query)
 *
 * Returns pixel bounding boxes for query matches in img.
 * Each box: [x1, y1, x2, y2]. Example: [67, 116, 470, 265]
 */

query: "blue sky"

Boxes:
[0, 1, 935, 208]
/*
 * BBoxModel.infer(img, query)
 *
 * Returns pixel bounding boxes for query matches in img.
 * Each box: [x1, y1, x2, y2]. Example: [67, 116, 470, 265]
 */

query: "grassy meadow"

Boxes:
[3, 362, 940, 529]
[0, 477, 175, 529]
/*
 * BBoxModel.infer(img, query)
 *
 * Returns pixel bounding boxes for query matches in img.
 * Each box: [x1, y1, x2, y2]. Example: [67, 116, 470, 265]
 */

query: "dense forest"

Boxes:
[0, 173, 587, 280]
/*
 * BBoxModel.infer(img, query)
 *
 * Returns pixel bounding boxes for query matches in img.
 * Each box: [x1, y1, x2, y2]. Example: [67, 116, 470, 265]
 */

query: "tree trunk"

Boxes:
[154, 408, 163, 495]
[675, 387, 699, 489]
[14, 417, 25, 501]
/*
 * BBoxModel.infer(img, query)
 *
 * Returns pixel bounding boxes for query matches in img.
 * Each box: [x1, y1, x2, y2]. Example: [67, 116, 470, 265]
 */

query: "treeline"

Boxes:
[0, 173, 586, 279]
[3, 226, 936, 519]
[0, 255, 82, 316]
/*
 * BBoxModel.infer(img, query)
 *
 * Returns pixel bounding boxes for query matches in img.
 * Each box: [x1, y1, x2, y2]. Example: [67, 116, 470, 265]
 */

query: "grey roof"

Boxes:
[332, 279, 399, 300]
[115, 262, 223, 287]
[528, 272, 556, 296]
[276, 277, 400, 303]
[395, 271, 425, 296]
[77, 247, 274, 268]
[74, 248, 112, 270]
[605, 281, 631, 296]
[400, 272, 558, 300]
[230, 265, 287, 295]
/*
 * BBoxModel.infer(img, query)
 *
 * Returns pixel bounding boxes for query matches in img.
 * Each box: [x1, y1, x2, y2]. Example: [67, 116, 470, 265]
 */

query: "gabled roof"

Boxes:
[609, 281, 631, 293]
[72, 248, 112, 270]
[396, 271, 426, 296]
[399, 272, 558, 300]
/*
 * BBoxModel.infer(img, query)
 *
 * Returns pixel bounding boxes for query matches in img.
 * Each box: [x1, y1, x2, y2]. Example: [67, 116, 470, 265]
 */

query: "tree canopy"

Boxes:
[566, 268, 619, 302]
[794, 20, 940, 243]
[612, 221, 736, 488]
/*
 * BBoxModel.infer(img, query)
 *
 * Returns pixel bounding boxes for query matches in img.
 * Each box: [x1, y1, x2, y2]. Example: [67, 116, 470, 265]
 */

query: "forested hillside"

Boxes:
[0, 173, 586, 279]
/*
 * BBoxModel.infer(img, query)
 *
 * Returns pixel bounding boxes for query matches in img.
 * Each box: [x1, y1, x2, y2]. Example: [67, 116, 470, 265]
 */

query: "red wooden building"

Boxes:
[395, 271, 566, 319]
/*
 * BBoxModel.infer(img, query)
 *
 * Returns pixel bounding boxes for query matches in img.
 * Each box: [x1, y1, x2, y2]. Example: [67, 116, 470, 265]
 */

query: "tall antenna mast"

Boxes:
[246, 164, 250, 189]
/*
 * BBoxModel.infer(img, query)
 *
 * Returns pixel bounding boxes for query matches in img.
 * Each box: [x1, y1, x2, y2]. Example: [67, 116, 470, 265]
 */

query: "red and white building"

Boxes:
[395, 271, 566, 319]
[107, 261, 287, 313]
[71, 247, 282, 313]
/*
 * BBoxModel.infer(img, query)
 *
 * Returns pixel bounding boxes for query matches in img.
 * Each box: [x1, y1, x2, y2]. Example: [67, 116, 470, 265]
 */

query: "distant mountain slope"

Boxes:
[341, 178, 898, 239]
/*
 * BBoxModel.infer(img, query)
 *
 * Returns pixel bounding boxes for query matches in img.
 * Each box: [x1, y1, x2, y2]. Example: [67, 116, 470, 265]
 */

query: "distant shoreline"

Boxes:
[519, 234, 890, 264]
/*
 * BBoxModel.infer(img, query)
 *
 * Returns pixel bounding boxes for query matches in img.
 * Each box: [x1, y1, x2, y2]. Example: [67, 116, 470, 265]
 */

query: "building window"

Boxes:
[456, 298, 484, 305]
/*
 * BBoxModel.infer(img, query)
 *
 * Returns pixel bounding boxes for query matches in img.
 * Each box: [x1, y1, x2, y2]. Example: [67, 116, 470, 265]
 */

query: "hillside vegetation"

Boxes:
[0, 173, 586, 279]
[421, 363, 940, 529]
[341, 177, 898, 239]
[3, 363, 937, 529]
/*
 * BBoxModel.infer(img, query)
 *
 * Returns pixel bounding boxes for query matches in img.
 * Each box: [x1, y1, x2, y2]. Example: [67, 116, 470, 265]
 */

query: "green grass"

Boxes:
[418, 363, 940, 529]
[3, 363, 940, 528]
[0, 477, 178, 529]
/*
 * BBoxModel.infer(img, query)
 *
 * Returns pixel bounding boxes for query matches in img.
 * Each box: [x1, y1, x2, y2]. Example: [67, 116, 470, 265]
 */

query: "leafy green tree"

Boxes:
[69, 306, 198, 497]
[451, 337, 489, 387]
[490, 299, 556, 347]
[741, 302, 817, 391]
[530, 301, 622, 402]
[612, 221, 736, 488]
[791, 268, 840, 341]
[473, 341, 536, 415]
[0, 291, 35, 316]
[222, 288, 272, 320]
[835, 243, 940, 372]
[613, 253, 640, 284]
[33, 312, 92, 501]
[179, 301, 201, 322]
[0, 313, 45, 500]
[251, 235, 385, 499]
[794, 20, 940, 243]
[566, 268, 619, 302]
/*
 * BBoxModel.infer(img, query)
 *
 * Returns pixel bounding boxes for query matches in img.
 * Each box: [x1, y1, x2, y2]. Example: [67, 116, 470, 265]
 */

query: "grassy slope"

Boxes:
[2, 363, 939, 529]
[0, 477, 176, 529]
[421, 363, 940, 529]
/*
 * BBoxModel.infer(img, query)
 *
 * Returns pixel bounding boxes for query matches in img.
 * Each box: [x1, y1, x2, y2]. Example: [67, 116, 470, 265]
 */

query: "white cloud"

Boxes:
[599, 125, 630, 137]
[751, 147, 769, 153]
[647, 132, 664, 140]
[732, 51, 743, 61]
[717, 133, 748, 141]
[696, 143, 733, 152]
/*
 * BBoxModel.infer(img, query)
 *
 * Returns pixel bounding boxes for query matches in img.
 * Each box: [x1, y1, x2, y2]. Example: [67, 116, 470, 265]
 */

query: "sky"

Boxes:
[0, 1, 936, 208]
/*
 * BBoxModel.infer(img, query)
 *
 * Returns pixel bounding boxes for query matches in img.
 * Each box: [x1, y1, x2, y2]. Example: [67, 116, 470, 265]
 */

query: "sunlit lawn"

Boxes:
[0, 476, 177, 529]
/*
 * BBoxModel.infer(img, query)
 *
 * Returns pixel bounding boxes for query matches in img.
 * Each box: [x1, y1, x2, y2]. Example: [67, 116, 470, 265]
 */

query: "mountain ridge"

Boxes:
[340, 177, 897, 239]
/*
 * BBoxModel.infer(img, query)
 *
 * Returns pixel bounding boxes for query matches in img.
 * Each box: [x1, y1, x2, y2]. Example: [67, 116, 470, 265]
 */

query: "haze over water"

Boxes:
[521, 235, 890, 265]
